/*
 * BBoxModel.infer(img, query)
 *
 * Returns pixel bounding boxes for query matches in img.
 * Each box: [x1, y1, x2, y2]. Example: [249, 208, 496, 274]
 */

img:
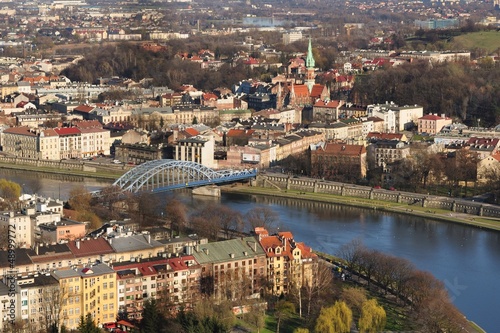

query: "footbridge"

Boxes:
[113, 159, 257, 193]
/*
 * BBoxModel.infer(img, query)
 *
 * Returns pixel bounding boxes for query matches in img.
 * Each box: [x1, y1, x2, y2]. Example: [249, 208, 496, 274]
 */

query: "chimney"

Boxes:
[147, 234, 151, 244]
[203, 248, 209, 255]
[76, 240, 80, 249]
[35, 244, 39, 255]
[441, 113, 445, 118]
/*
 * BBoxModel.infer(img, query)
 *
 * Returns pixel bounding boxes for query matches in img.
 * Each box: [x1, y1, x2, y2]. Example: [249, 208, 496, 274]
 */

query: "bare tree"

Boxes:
[337, 238, 364, 278]
[165, 198, 188, 237]
[40, 284, 67, 333]
[303, 261, 335, 318]
[245, 206, 280, 233]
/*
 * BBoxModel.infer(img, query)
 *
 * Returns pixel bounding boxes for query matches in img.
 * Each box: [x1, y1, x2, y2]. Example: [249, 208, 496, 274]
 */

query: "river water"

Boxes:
[0, 169, 497, 331]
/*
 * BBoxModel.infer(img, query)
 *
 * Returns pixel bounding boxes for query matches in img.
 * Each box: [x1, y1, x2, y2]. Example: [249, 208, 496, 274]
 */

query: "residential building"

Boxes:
[192, 237, 267, 301]
[255, 228, 317, 295]
[174, 135, 215, 168]
[282, 30, 303, 45]
[54, 128, 82, 159]
[52, 264, 117, 330]
[37, 220, 86, 243]
[477, 153, 500, 183]
[418, 114, 453, 135]
[311, 100, 344, 122]
[0, 212, 33, 248]
[467, 137, 500, 160]
[310, 142, 367, 179]
[115, 143, 163, 165]
[14, 274, 60, 329]
[367, 140, 411, 170]
[367, 102, 423, 132]
[2, 127, 39, 159]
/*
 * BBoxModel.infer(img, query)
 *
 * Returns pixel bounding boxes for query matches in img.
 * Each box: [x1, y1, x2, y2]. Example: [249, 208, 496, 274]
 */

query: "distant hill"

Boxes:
[451, 31, 500, 54]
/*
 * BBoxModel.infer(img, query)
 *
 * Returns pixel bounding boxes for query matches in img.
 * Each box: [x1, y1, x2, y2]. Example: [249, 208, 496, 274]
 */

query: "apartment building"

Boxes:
[175, 135, 216, 168]
[192, 237, 267, 301]
[0, 212, 34, 248]
[255, 228, 318, 295]
[367, 140, 411, 170]
[367, 102, 423, 132]
[418, 114, 453, 135]
[310, 142, 367, 179]
[15, 274, 60, 329]
[52, 264, 117, 330]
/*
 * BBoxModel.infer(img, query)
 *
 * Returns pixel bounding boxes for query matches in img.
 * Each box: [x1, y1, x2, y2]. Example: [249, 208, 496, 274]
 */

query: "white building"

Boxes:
[367, 102, 423, 132]
[282, 30, 303, 45]
[0, 212, 33, 248]
[174, 135, 215, 169]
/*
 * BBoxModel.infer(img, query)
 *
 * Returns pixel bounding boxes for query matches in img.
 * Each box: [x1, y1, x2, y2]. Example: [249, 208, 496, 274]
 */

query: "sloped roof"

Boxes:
[109, 234, 163, 253]
[67, 238, 114, 257]
[192, 237, 264, 265]
[184, 127, 200, 136]
[54, 127, 81, 136]
[310, 84, 326, 98]
[317, 143, 366, 156]
[4, 126, 36, 136]
[74, 105, 94, 113]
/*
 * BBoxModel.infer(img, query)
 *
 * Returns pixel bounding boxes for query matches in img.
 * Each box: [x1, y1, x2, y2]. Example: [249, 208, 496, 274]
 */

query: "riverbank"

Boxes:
[0, 161, 123, 181]
[221, 184, 500, 233]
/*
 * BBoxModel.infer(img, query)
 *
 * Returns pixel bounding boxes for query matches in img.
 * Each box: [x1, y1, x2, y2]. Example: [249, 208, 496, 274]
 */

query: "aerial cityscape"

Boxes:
[0, 0, 499, 331]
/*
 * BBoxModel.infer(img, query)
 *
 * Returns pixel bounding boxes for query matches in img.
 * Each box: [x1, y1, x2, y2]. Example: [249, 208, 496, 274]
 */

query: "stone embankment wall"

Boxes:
[0, 156, 126, 175]
[254, 175, 500, 218]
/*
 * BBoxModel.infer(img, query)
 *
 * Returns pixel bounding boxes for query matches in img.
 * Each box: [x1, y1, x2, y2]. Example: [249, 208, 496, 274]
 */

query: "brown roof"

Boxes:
[292, 85, 309, 97]
[226, 129, 255, 137]
[67, 238, 114, 257]
[320, 143, 366, 156]
[367, 132, 403, 141]
[4, 126, 37, 136]
[74, 120, 103, 129]
[74, 105, 95, 113]
[310, 84, 326, 98]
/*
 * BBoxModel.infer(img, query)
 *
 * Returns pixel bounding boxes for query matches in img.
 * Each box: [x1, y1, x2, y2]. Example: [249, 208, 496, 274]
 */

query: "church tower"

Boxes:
[305, 37, 316, 93]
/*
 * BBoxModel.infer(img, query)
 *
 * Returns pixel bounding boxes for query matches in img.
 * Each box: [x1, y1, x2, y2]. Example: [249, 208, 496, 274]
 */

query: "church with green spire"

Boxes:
[305, 37, 316, 93]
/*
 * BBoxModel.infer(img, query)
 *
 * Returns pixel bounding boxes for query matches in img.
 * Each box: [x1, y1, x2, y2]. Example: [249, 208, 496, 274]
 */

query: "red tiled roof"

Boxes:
[367, 132, 403, 141]
[467, 137, 499, 146]
[278, 231, 294, 239]
[74, 120, 103, 129]
[74, 105, 94, 113]
[167, 255, 198, 271]
[296, 242, 318, 259]
[310, 84, 325, 98]
[67, 238, 114, 257]
[227, 129, 255, 137]
[54, 127, 81, 136]
[203, 93, 218, 101]
[314, 100, 340, 108]
[419, 114, 449, 120]
[184, 127, 199, 136]
[292, 85, 309, 97]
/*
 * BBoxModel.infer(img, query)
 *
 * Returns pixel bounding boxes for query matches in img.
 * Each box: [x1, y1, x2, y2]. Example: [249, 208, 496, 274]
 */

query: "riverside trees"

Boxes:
[337, 239, 468, 332]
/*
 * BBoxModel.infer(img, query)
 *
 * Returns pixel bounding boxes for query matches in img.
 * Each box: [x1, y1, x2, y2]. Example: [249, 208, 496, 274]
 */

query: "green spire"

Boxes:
[306, 37, 315, 68]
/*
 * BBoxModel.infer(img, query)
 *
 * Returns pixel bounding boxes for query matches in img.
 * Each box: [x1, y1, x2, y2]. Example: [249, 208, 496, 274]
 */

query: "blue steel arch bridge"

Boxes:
[112, 159, 257, 193]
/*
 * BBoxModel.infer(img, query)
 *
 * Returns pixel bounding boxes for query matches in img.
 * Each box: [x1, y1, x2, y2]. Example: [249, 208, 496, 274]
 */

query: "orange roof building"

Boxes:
[256, 228, 318, 295]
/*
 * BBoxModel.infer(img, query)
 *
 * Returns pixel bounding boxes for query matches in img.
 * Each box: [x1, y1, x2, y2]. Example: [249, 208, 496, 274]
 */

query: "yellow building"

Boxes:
[52, 264, 117, 330]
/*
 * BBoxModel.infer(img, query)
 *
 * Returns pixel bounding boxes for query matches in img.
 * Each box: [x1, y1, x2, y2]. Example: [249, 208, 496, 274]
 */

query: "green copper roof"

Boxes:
[306, 37, 315, 68]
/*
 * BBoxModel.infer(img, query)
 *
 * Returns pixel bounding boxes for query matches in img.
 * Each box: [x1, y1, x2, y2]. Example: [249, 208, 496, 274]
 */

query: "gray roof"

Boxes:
[52, 263, 115, 280]
[192, 236, 264, 265]
[109, 234, 163, 253]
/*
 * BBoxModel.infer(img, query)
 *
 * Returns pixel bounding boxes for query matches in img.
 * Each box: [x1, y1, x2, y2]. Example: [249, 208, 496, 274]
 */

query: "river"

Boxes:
[0, 169, 497, 332]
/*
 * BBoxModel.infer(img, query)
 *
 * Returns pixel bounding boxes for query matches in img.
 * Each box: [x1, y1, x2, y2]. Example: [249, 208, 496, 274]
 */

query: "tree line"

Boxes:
[352, 59, 500, 127]
[338, 239, 469, 332]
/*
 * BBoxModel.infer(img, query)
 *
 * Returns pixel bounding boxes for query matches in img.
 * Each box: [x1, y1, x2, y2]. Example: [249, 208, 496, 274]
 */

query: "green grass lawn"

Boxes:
[451, 31, 500, 54]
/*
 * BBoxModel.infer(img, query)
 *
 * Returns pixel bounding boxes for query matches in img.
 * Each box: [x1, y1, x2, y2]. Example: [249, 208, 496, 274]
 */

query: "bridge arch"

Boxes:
[113, 159, 257, 193]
